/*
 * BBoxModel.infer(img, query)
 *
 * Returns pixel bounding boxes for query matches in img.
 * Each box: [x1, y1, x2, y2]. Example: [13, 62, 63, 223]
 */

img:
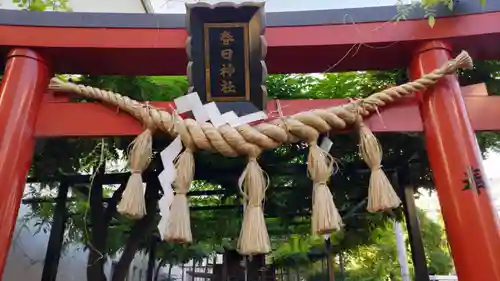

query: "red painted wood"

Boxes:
[461, 83, 488, 96]
[466, 96, 500, 129]
[1, 12, 500, 74]
[34, 92, 500, 137]
[0, 49, 51, 277]
[34, 98, 422, 137]
[35, 101, 164, 137]
[409, 41, 500, 281]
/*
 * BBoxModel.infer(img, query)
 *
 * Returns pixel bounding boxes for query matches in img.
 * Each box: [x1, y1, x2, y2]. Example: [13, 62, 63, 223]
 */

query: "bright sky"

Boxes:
[416, 150, 500, 220]
[484, 150, 500, 176]
[150, 0, 414, 13]
[481, 153, 500, 217]
[474, 151, 500, 212]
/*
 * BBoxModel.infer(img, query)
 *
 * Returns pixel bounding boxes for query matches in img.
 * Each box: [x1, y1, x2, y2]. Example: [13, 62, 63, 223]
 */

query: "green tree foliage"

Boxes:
[303, 209, 452, 281]
[396, 0, 487, 27]
[11, 0, 71, 11]
[418, 210, 453, 275]
[340, 209, 452, 281]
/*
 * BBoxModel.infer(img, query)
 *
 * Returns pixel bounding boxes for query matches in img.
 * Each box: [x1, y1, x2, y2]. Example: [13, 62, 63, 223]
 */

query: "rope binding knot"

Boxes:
[248, 202, 262, 208]
[371, 165, 383, 172]
[175, 190, 188, 196]
[314, 181, 329, 187]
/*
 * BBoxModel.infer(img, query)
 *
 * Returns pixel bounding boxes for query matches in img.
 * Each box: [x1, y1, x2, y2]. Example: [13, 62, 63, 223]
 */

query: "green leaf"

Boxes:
[28, 0, 48, 11]
[447, 0, 454, 10]
[428, 15, 436, 28]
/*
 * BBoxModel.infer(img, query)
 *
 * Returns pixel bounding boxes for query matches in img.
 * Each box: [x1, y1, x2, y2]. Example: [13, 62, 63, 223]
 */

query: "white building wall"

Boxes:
[2, 204, 112, 281]
[2, 190, 150, 281]
[0, 0, 149, 13]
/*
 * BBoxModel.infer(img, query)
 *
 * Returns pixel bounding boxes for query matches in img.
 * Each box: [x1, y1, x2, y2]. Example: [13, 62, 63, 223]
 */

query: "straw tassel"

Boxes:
[117, 128, 153, 219]
[454, 51, 474, 71]
[165, 147, 195, 243]
[356, 116, 401, 212]
[308, 141, 343, 235]
[237, 153, 270, 256]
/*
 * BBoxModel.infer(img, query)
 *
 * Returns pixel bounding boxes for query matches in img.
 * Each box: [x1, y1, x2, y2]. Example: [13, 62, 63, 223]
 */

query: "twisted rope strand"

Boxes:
[48, 51, 472, 157]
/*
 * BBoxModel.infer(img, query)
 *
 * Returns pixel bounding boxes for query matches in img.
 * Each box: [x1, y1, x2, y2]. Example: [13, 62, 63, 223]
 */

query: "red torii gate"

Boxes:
[0, 3, 500, 281]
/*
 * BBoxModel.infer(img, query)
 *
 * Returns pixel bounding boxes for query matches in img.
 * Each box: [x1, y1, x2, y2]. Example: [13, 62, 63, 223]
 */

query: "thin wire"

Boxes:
[322, 13, 402, 74]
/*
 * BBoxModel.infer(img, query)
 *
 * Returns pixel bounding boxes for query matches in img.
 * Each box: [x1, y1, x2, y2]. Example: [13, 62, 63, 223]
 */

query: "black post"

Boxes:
[41, 181, 70, 281]
[325, 238, 335, 281]
[146, 236, 157, 281]
[222, 249, 228, 281]
[394, 166, 430, 281]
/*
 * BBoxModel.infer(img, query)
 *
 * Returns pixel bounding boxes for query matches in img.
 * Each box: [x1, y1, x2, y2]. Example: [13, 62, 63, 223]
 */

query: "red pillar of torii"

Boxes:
[0, 49, 51, 276]
[409, 41, 500, 281]
[1, 8, 500, 281]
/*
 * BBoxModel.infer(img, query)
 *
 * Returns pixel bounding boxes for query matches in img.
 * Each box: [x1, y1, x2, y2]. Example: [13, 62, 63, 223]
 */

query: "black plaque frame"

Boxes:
[186, 2, 267, 115]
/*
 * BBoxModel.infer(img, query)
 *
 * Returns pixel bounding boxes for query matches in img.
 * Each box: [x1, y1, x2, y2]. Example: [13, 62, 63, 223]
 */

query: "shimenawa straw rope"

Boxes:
[237, 149, 271, 255]
[165, 114, 197, 243]
[117, 129, 152, 218]
[356, 115, 401, 212]
[48, 51, 473, 253]
[308, 140, 343, 234]
[48, 51, 473, 159]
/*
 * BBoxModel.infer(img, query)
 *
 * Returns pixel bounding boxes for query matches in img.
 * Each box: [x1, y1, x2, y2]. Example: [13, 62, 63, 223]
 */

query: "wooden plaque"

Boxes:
[186, 2, 267, 114]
